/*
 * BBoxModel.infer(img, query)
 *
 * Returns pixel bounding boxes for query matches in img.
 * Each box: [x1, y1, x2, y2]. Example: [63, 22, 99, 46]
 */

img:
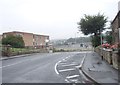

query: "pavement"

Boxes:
[82, 51, 119, 84]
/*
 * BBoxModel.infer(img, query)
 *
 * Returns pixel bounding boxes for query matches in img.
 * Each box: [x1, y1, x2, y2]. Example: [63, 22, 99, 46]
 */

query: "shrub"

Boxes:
[91, 35, 101, 47]
[2, 35, 25, 48]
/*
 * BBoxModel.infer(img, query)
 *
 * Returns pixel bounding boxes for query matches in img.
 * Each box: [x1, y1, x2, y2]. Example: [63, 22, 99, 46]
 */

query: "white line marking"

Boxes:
[71, 62, 78, 64]
[58, 61, 61, 63]
[66, 75, 79, 79]
[62, 59, 65, 60]
[55, 60, 61, 74]
[55, 55, 74, 75]
[65, 79, 70, 83]
[71, 79, 78, 82]
[61, 64, 78, 67]
[62, 59, 67, 61]
[59, 68, 75, 72]
[65, 57, 68, 59]
[59, 62, 67, 65]
[76, 56, 86, 69]
[66, 55, 71, 59]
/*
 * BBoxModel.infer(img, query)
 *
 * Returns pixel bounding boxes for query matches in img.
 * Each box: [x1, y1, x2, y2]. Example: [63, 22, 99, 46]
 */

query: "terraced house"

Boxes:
[111, 2, 120, 45]
[110, 1, 120, 69]
[2, 31, 49, 48]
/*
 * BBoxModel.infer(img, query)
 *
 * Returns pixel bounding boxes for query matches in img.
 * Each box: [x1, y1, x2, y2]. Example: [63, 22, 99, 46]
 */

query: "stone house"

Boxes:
[111, 11, 120, 45]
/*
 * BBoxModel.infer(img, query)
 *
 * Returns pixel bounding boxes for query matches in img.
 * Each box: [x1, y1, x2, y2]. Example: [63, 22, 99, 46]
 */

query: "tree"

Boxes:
[78, 13, 107, 36]
[105, 31, 113, 44]
[91, 35, 101, 47]
[2, 35, 25, 48]
[78, 13, 107, 47]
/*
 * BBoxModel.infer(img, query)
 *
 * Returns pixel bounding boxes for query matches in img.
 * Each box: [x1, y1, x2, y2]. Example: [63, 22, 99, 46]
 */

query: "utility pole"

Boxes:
[100, 33, 103, 47]
[100, 29, 103, 60]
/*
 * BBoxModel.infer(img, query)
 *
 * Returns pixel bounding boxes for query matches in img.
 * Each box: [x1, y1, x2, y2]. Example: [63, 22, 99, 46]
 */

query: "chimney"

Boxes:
[118, 1, 120, 12]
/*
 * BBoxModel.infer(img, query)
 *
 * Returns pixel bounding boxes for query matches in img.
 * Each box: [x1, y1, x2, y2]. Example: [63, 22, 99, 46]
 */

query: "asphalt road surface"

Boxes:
[2, 52, 91, 83]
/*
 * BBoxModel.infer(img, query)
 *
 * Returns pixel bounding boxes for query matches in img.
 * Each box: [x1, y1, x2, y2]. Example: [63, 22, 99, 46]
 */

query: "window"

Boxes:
[16, 33, 23, 37]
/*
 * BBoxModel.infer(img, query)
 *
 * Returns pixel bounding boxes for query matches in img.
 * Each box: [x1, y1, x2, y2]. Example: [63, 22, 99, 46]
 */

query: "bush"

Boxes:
[105, 35, 113, 44]
[2, 35, 25, 48]
[91, 35, 101, 47]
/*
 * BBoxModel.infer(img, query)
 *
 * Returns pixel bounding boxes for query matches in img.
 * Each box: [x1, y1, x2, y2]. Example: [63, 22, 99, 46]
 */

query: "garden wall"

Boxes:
[1, 45, 49, 57]
[95, 47, 119, 69]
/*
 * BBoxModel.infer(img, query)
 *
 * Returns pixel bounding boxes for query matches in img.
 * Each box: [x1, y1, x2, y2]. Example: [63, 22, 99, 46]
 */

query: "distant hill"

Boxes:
[51, 37, 91, 45]
[66, 37, 91, 43]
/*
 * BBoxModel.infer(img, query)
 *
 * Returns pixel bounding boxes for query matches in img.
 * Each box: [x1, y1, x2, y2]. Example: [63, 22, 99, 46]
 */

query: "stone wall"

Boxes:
[103, 49, 112, 64]
[112, 51, 119, 69]
[95, 47, 119, 69]
[112, 11, 120, 45]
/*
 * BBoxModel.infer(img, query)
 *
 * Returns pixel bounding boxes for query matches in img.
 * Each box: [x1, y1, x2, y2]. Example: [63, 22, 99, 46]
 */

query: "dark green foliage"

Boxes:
[105, 35, 113, 44]
[78, 13, 107, 47]
[105, 31, 113, 44]
[91, 35, 101, 47]
[2, 35, 25, 48]
[78, 13, 107, 35]
[66, 37, 91, 43]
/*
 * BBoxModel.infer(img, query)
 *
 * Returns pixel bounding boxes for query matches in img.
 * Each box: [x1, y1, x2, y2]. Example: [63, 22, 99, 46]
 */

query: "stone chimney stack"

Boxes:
[118, 1, 120, 11]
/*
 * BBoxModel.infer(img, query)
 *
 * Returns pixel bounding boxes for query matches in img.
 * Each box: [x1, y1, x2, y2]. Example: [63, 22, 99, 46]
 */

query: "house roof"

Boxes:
[3, 31, 49, 37]
[111, 11, 120, 24]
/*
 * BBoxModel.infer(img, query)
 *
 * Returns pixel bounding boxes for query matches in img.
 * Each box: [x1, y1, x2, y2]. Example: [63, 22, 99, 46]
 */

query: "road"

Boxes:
[2, 52, 92, 83]
[54, 44, 93, 51]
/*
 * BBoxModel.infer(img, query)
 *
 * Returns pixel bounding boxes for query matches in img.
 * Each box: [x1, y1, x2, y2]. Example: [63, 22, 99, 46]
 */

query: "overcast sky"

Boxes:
[0, 0, 119, 40]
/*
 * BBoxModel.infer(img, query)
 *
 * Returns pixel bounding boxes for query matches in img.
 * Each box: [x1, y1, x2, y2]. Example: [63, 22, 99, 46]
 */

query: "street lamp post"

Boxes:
[100, 30, 103, 60]
[100, 33, 103, 47]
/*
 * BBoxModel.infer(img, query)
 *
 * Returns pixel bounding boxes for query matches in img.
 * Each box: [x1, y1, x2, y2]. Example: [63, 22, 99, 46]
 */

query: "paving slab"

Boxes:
[82, 51, 119, 84]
